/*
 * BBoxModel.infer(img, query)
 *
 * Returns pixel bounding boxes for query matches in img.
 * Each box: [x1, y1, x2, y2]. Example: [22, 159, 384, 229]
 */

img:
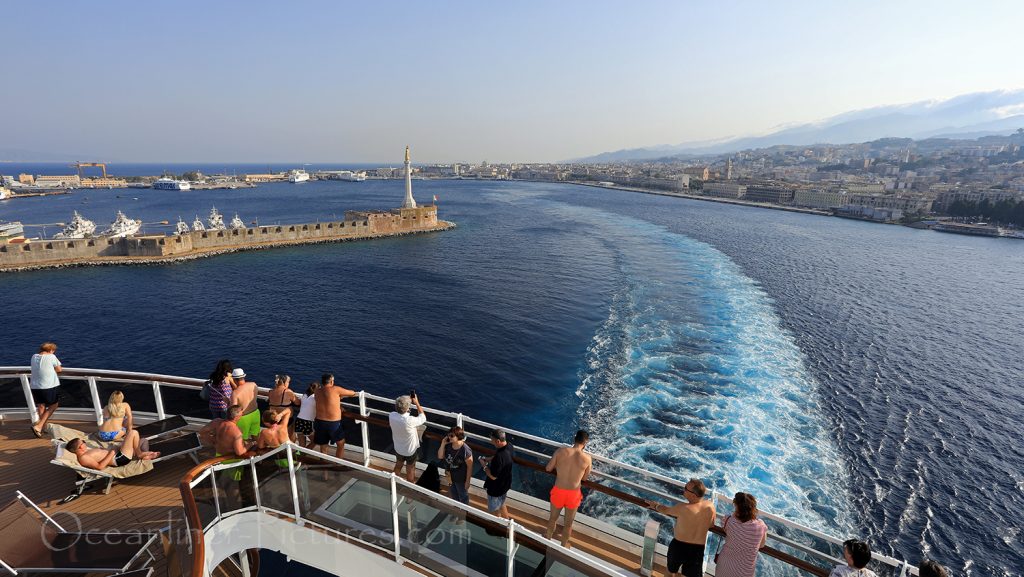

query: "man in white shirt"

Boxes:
[388, 392, 426, 482]
[30, 342, 62, 438]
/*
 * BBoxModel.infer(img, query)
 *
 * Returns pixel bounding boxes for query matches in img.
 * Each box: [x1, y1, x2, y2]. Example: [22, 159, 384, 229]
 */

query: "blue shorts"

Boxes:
[31, 387, 59, 407]
[98, 428, 125, 442]
[487, 494, 507, 512]
[313, 419, 345, 446]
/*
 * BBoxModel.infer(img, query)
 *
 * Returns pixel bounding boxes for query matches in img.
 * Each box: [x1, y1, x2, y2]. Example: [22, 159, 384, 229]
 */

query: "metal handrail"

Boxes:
[1, 366, 913, 574]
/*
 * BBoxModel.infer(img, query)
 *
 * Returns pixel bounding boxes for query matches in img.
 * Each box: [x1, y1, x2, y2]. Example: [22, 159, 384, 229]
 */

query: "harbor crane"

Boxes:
[70, 162, 107, 179]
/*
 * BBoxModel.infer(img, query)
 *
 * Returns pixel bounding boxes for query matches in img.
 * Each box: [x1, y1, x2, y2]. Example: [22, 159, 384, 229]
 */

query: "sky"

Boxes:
[4, 0, 1024, 163]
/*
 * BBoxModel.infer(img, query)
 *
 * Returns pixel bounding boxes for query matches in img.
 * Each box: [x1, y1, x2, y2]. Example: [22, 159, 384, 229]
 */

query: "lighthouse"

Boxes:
[402, 146, 417, 209]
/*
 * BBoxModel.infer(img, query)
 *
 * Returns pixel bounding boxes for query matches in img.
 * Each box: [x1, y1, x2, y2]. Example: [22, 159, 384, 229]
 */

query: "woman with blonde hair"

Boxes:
[98, 390, 133, 442]
[267, 374, 301, 442]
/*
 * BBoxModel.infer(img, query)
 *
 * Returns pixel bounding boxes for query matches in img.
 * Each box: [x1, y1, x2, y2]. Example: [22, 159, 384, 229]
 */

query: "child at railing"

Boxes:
[293, 382, 318, 448]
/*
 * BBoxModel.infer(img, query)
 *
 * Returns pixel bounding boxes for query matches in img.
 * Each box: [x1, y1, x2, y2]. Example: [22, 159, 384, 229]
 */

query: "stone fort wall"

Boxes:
[0, 206, 442, 269]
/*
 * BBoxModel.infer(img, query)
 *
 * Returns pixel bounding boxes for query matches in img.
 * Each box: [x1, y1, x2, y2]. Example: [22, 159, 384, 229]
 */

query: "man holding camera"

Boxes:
[389, 391, 426, 482]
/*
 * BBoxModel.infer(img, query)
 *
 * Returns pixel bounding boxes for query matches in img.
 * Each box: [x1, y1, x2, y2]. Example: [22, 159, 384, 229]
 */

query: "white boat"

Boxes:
[175, 218, 190, 235]
[288, 169, 310, 183]
[191, 216, 205, 231]
[0, 220, 24, 241]
[53, 211, 97, 239]
[320, 170, 367, 182]
[229, 214, 246, 229]
[152, 178, 192, 191]
[207, 207, 226, 230]
[101, 211, 142, 238]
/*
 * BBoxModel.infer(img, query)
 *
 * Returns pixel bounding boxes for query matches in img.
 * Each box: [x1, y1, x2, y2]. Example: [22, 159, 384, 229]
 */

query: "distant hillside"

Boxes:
[575, 89, 1024, 162]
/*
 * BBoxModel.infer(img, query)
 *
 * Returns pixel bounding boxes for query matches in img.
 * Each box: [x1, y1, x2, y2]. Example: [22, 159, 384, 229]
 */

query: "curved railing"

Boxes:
[0, 366, 917, 577]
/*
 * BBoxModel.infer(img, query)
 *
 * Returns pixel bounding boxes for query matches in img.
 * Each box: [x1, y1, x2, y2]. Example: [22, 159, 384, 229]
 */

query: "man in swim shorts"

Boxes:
[313, 373, 357, 459]
[67, 429, 158, 471]
[230, 368, 261, 440]
[545, 430, 592, 548]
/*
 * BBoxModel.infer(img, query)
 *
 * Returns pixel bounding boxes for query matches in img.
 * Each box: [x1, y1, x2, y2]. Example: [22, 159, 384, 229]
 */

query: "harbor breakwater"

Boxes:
[0, 205, 451, 271]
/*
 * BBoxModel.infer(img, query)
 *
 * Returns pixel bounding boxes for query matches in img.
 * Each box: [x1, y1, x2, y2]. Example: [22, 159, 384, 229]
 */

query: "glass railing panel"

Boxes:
[0, 376, 27, 409]
[395, 483, 509, 577]
[95, 379, 158, 415]
[294, 454, 394, 548]
[157, 383, 211, 419]
[512, 528, 622, 577]
[254, 449, 297, 515]
[51, 377, 93, 410]
[212, 462, 256, 515]
[190, 474, 220, 530]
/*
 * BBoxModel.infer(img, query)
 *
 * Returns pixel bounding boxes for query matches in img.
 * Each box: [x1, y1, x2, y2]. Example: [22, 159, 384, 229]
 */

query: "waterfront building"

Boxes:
[846, 193, 933, 214]
[79, 177, 128, 188]
[17, 174, 34, 184]
[744, 182, 796, 204]
[933, 188, 1024, 211]
[793, 188, 848, 209]
[34, 174, 81, 187]
[683, 166, 710, 181]
[703, 182, 747, 199]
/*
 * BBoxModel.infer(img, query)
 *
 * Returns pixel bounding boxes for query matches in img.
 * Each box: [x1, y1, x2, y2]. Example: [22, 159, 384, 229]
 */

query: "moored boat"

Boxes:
[53, 211, 97, 239]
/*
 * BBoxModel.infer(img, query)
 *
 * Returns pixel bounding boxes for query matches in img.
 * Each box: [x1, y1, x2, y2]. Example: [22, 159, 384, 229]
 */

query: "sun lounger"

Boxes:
[0, 491, 159, 575]
[50, 429, 203, 502]
[135, 414, 189, 440]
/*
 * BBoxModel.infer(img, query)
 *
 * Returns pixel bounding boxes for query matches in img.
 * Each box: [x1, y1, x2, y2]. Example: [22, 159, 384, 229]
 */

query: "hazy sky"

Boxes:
[4, 0, 1023, 163]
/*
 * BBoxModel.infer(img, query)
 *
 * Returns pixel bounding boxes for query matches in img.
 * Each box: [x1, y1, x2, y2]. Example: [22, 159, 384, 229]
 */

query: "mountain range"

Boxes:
[577, 89, 1024, 163]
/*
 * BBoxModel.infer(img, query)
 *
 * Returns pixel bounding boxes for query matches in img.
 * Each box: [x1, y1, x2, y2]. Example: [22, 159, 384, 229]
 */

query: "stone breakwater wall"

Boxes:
[1, 206, 451, 272]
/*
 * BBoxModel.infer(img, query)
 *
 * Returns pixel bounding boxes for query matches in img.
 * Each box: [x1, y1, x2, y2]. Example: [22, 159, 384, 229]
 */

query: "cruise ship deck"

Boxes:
[0, 368, 917, 577]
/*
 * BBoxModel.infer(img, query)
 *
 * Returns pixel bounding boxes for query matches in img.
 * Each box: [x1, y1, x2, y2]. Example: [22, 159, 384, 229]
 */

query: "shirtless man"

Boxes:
[230, 368, 260, 441]
[212, 405, 251, 458]
[545, 430, 592, 547]
[313, 373, 356, 459]
[66, 429, 159, 471]
[646, 478, 717, 577]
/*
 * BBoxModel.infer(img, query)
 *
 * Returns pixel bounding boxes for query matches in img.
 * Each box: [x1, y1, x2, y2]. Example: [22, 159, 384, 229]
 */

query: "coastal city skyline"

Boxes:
[5, 1, 1024, 163]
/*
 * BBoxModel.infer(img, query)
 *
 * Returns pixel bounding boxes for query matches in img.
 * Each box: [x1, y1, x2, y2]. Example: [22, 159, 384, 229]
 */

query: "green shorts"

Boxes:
[215, 453, 245, 481]
[237, 410, 261, 440]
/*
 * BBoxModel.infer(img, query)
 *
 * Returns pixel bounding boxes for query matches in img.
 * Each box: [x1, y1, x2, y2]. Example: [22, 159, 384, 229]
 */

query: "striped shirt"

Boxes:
[715, 514, 767, 577]
[208, 378, 233, 411]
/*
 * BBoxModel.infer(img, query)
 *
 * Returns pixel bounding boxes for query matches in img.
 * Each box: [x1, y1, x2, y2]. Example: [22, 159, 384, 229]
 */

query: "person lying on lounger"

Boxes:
[66, 429, 160, 470]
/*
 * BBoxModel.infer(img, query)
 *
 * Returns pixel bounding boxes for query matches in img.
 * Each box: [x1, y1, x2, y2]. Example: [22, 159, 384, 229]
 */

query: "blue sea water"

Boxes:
[1, 176, 1021, 576]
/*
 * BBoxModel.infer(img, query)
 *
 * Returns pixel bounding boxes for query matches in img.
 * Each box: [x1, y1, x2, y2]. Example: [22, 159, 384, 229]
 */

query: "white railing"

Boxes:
[187, 443, 628, 577]
[0, 366, 914, 576]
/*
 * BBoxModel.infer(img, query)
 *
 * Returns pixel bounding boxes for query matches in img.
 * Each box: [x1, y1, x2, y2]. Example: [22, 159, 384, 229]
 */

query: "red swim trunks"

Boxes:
[550, 486, 583, 509]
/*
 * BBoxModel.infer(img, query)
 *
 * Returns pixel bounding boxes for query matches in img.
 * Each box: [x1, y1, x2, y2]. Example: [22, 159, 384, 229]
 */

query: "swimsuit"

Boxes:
[549, 486, 583, 509]
[98, 428, 126, 442]
[294, 418, 313, 436]
[313, 419, 345, 445]
[113, 450, 131, 467]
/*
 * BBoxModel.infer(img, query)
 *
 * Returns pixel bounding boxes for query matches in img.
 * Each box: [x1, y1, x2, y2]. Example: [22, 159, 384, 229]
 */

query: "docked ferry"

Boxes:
[0, 366, 918, 577]
[153, 178, 193, 191]
[288, 170, 310, 183]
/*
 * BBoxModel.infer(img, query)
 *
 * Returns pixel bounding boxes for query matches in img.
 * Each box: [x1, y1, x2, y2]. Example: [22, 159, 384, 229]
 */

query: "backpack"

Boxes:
[199, 379, 212, 401]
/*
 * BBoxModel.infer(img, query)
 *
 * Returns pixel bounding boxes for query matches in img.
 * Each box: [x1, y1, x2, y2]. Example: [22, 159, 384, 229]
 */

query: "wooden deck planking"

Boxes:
[1, 418, 675, 576]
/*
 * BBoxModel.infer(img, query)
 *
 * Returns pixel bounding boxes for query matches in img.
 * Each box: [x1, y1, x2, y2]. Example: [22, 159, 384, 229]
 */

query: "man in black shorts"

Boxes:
[66, 429, 159, 471]
[312, 374, 357, 459]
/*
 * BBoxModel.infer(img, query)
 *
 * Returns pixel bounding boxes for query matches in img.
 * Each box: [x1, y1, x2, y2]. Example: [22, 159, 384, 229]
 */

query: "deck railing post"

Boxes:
[359, 391, 370, 467]
[456, 412, 463, 428]
[286, 444, 303, 526]
[210, 473, 222, 520]
[152, 381, 166, 421]
[19, 374, 39, 423]
[87, 377, 103, 425]
[506, 519, 517, 577]
[250, 459, 261, 510]
[391, 474, 401, 562]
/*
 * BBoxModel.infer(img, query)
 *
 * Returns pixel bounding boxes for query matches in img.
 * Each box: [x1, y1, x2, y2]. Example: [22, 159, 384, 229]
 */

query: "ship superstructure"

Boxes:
[101, 211, 142, 238]
[53, 211, 97, 239]
[207, 207, 226, 230]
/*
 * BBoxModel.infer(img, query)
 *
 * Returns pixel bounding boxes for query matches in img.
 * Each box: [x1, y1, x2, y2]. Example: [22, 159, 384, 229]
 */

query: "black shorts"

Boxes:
[667, 539, 705, 577]
[113, 450, 132, 468]
[294, 418, 314, 436]
[31, 387, 59, 407]
[313, 419, 345, 445]
[394, 449, 419, 467]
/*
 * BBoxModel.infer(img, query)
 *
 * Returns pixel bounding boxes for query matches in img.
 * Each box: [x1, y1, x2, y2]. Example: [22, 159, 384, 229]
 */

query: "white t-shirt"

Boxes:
[389, 410, 427, 457]
[30, 353, 61, 389]
[296, 394, 317, 421]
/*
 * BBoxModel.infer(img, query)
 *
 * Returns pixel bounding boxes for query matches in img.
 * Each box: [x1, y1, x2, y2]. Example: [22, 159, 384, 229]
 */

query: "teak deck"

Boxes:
[0, 418, 675, 577]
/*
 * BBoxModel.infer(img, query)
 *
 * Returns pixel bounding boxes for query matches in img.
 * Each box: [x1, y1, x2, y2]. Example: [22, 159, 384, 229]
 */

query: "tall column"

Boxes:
[402, 146, 417, 209]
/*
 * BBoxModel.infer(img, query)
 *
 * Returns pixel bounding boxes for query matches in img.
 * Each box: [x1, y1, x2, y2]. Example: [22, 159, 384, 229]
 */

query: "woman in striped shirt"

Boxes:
[715, 492, 767, 577]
